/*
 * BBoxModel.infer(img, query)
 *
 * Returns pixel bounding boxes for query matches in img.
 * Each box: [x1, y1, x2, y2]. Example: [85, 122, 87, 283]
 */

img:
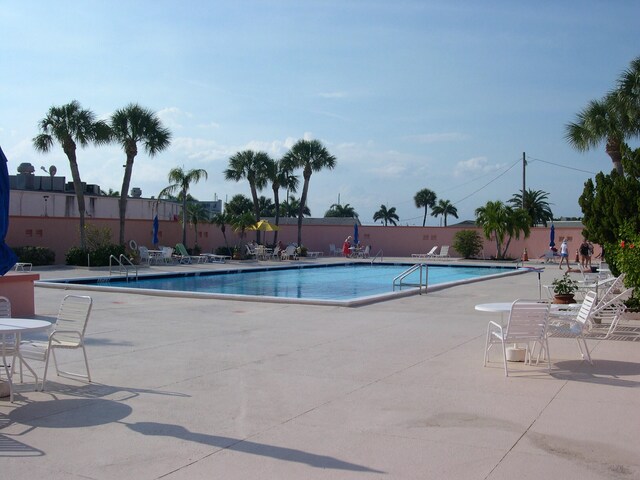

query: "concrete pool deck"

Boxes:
[2, 258, 640, 479]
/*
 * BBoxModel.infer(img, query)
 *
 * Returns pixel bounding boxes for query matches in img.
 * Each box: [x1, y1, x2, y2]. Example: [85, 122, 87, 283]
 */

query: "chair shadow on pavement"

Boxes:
[551, 360, 640, 387]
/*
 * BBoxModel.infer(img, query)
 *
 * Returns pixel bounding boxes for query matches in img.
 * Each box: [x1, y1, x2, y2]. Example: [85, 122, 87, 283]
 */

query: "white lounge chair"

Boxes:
[412, 246, 438, 258]
[20, 295, 93, 391]
[484, 299, 551, 376]
[433, 245, 450, 260]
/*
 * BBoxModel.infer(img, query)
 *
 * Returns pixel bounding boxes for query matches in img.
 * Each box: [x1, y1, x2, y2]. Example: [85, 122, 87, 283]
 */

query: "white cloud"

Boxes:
[156, 107, 192, 130]
[197, 121, 220, 129]
[405, 132, 469, 143]
[453, 156, 504, 177]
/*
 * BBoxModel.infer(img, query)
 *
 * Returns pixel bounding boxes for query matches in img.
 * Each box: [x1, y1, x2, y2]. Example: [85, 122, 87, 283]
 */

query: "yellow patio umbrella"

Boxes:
[248, 220, 279, 232]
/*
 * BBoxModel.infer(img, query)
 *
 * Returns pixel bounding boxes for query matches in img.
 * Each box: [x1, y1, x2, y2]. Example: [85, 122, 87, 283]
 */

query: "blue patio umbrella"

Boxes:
[0, 146, 18, 275]
[353, 223, 359, 245]
[549, 224, 555, 247]
[152, 214, 159, 246]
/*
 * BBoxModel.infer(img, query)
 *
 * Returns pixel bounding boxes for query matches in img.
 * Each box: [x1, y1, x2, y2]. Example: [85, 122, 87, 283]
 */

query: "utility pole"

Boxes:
[522, 152, 526, 211]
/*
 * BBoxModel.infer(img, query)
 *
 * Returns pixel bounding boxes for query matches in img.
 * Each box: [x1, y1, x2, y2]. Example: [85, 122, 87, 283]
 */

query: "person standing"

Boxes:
[579, 239, 590, 269]
[342, 236, 352, 257]
[559, 238, 570, 269]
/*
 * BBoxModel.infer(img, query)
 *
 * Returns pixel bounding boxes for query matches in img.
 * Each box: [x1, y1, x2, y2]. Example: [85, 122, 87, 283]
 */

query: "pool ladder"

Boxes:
[370, 249, 384, 264]
[393, 263, 428, 294]
[109, 254, 138, 282]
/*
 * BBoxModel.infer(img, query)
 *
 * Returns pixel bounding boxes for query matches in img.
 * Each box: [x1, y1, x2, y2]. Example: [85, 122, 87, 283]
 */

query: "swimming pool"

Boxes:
[38, 263, 522, 307]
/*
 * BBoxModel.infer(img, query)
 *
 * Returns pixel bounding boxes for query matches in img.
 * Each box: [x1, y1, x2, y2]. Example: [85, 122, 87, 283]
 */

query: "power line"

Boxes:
[527, 156, 597, 175]
[452, 158, 521, 205]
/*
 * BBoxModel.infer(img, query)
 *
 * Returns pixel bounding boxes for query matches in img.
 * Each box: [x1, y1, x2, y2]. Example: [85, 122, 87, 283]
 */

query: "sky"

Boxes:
[2, 1, 640, 225]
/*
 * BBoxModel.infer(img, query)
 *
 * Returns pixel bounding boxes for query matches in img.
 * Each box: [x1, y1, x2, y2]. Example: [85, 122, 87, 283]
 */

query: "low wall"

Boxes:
[0, 272, 39, 317]
[6, 216, 589, 264]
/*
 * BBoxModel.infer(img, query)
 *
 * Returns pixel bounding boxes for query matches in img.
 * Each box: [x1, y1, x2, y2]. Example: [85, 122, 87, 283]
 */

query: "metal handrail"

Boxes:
[109, 255, 138, 282]
[393, 263, 428, 294]
[370, 249, 384, 264]
[119, 254, 138, 281]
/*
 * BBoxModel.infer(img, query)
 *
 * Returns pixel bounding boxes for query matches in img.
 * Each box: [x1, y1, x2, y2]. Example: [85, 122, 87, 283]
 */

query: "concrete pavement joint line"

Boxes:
[482, 380, 570, 479]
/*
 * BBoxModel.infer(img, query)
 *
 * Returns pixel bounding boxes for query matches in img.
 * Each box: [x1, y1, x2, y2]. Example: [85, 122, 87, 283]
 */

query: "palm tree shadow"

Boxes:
[124, 421, 385, 473]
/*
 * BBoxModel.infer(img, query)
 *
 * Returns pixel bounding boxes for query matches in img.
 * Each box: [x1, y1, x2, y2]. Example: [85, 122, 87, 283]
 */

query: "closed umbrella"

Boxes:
[549, 224, 555, 247]
[353, 223, 359, 245]
[0, 146, 18, 275]
[152, 214, 159, 247]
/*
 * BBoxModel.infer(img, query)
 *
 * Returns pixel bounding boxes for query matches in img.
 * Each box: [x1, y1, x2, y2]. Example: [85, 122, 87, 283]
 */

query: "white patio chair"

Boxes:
[329, 244, 338, 256]
[160, 246, 175, 264]
[280, 245, 298, 260]
[138, 246, 152, 265]
[20, 295, 93, 391]
[546, 290, 598, 364]
[484, 299, 551, 376]
[0, 296, 18, 401]
[591, 287, 633, 338]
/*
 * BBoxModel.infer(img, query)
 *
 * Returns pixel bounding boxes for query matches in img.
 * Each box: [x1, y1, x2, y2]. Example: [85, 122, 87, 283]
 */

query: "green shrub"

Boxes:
[65, 244, 126, 266]
[453, 230, 483, 259]
[12, 246, 56, 265]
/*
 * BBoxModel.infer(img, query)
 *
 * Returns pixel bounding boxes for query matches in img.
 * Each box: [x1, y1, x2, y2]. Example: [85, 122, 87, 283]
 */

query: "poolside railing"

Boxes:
[109, 254, 138, 282]
[393, 263, 428, 294]
[370, 249, 384, 264]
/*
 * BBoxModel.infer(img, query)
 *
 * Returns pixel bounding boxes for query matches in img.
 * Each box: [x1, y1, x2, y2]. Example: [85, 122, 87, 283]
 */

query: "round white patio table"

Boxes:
[0, 318, 51, 402]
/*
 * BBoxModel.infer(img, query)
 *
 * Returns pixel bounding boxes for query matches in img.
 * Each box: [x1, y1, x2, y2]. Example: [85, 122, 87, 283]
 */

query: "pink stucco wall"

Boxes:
[6, 215, 589, 264]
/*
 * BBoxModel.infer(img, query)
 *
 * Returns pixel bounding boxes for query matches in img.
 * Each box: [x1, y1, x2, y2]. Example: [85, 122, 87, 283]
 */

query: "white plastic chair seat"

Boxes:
[19, 295, 93, 391]
[484, 299, 551, 376]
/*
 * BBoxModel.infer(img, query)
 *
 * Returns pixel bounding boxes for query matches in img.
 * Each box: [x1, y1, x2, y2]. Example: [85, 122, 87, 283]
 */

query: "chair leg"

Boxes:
[501, 341, 509, 376]
[41, 349, 53, 391]
[82, 345, 91, 383]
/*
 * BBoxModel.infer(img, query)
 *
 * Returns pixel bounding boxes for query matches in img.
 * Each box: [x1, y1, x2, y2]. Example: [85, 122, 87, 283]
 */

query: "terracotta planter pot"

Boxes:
[553, 294, 575, 304]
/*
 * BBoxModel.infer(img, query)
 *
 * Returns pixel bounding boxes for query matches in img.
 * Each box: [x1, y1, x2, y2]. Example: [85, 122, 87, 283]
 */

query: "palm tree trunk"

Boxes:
[63, 141, 87, 250]
[182, 188, 187, 246]
[297, 176, 311, 246]
[606, 137, 624, 175]
[422, 208, 427, 227]
[249, 183, 261, 244]
[118, 147, 136, 245]
[272, 184, 280, 245]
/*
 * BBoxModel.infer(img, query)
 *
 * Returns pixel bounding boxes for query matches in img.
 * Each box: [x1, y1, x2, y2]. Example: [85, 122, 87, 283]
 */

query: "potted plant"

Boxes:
[551, 273, 579, 304]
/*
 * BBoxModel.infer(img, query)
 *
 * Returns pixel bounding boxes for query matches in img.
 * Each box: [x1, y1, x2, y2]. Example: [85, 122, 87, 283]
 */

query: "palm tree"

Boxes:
[414, 188, 437, 227]
[280, 195, 311, 217]
[373, 204, 399, 226]
[186, 202, 209, 250]
[565, 93, 632, 175]
[617, 56, 640, 123]
[508, 189, 553, 227]
[212, 211, 233, 255]
[225, 194, 254, 216]
[324, 203, 358, 218]
[110, 103, 171, 245]
[158, 167, 208, 246]
[32, 100, 111, 249]
[224, 150, 271, 242]
[258, 195, 275, 217]
[475, 200, 530, 259]
[281, 139, 336, 245]
[566, 57, 640, 176]
[430, 199, 458, 227]
[265, 158, 298, 244]
[231, 211, 257, 256]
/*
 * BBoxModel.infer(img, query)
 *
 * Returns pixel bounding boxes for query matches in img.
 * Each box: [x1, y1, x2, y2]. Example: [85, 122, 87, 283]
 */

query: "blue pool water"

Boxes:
[60, 264, 516, 303]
